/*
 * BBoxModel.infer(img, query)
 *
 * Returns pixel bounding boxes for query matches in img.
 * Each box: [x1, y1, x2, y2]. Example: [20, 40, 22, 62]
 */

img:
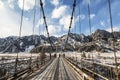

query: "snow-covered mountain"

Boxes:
[0, 29, 120, 53]
[31, 29, 120, 53]
[0, 35, 57, 53]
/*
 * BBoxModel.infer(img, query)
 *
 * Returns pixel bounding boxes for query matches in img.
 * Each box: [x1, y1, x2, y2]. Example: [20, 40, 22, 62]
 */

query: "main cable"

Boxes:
[15, 0, 25, 76]
[64, 0, 76, 49]
[40, 0, 54, 51]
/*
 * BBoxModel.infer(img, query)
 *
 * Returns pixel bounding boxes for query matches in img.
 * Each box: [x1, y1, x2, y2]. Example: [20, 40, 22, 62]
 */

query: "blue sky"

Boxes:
[0, 0, 120, 38]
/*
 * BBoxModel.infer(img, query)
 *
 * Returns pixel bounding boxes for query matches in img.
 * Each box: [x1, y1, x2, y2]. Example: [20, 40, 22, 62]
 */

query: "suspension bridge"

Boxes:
[0, 0, 120, 80]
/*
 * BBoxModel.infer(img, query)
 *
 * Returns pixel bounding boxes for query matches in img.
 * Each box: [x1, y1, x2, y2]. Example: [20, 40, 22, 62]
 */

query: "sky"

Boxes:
[0, 0, 120, 38]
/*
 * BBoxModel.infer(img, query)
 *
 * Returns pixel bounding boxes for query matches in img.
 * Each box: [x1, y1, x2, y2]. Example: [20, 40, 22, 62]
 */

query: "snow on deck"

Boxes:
[56, 51, 120, 67]
[0, 53, 39, 59]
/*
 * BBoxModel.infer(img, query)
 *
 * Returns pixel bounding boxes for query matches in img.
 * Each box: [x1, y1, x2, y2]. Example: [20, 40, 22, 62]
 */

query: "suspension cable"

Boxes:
[65, 0, 76, 49]
[32, 0, 37, 40]
[78, 0, 83, 68]
[33, 0, 37, 52]
[15, 0, 25, 75]
[74, 6, 77, 63]
[37, 1, 42, 67]
[87, 1, 95, 78]
[107, 0, 118, 79]
[87, 1, 94, 60]
[78, 0, 81, 34]
[88, 3, 92, 35]
[30, 0, 36, 70]
[40, 0, 54, 51]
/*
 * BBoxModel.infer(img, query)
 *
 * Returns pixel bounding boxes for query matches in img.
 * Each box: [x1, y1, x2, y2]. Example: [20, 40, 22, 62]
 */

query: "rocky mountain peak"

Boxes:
[0, 29, 120, 53]
[92, 29, 112, 41]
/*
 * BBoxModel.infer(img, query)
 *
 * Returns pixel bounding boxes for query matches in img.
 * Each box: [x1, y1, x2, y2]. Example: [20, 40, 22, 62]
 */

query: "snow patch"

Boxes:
[25, 45, 35, 52]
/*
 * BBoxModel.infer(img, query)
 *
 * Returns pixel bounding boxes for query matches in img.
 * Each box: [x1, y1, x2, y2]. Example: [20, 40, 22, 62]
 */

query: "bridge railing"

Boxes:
[0, 56, 53, 79]
[66, 57, 120, 80]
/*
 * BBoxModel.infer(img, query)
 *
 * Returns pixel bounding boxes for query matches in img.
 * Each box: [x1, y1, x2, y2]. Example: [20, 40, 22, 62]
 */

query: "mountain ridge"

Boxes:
[0, 29, 120, 53]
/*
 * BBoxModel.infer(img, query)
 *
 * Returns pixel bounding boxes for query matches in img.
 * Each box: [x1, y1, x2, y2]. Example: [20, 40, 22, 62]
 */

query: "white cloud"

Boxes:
[0, 1, 4, 9]
[36, 18, 44, 28]
[83, 0, 101, 6]
[8, 0, 15, 9]
[48, 25, 61, 35]
[50, 0, 59, 6]
[76, 14, 85, 22]
[0, 1, 33, 38]
[18, 0, 35, 11]
[100, 21, 105, 27]
[38, 24, 62, 37]
[59, 15, 75, 30]
[51, 5, 68, 19]
[90, 14, 95, 19]
[18, 0, 45, 11]
[107, 27, 120, 32]
[41, 25, 62, 37]
[82, 0, 90, 5]
[87, 0, 90, 4]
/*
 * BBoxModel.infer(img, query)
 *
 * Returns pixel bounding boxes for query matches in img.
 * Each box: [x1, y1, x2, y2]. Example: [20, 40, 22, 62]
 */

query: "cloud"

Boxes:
[18, 0, 35, 11]
[0, 1, 18, 38]
[41, 25, 62, 37]
[18, 0, 43, 11]
[87, 0, 90, 4]
[51, 5, 68, 19]
[50, 0, 59, 6]
[36, 18, 44, 28]
[100, 21, 105, 27]
[59, 15, 75, 30]
[0, 1, 33, 38]
[107, 27, 120, 32]
[90, 14, 95, 19]
[8, 0, 15, 9]
[48, 25, 61, 35]
[0, 0, 4, 9]
[82, 0, 90, 5]
[76, 14, 85, 22]
[18, 0, 45, 11]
